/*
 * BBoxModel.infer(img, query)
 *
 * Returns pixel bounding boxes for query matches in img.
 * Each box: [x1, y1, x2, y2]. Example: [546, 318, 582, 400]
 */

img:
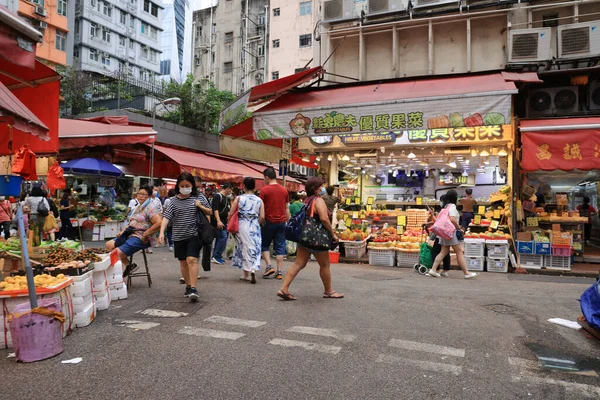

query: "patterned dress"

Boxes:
[232, 194, 263, 272]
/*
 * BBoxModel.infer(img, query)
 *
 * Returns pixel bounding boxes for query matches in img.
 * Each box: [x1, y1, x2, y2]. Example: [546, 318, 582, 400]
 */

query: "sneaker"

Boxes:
[211, 257, 225, 265]
[427, 270, 441, 278]
[250, 272, 256, 284]
[169, 246, 173, 252]
[145, 249, 153, 254]
[263, 266, 275, 278]
[275, 271, 283, 280]
[189, 288, 199, 301]
[440, 271, 449, 277]
[123, 264, 132, 278]
[184, 285, 192, 297]
[464, 272, 478, 279]
[179, 277, 185, 284]
[130, 263, 140, 275]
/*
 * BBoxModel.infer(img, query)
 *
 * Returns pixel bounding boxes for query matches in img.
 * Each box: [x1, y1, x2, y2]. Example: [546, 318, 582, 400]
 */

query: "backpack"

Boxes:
[37, 198, 49, 217]
[430, 206, 455, 240]
[195, 196, 214, 245]
[285, 198, 314, 243]
[48, 199, 59, 217]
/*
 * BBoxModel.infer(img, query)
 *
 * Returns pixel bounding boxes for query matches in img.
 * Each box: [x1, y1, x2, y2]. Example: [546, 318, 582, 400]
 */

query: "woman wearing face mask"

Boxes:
[277, 177, 342, 301]
[159, 172, 212, 302]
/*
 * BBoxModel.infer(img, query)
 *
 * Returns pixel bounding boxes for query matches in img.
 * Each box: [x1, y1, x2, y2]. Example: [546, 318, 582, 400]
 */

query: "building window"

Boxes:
[55, 30, 66, 51]
[74, 47, 80, 58]
[57, 0, 67, 16]
[211, 52, 215, 64]
[90, 0, 96, 8]
[150, 26, 157, 40]
[273, 8, 280, 17]
[90, 23, 99, 37]
[299, 34, 312, 48]
[258, 13, 265, 26]
[225, 31, 233, 43]
[295, 67, 308, 73]
[120, 11, 127, 25]
[258, 45, 264, 56]
[141, 22, 148, 35]
[75, 19, 80, 34]
[102, 54, 111, 65]
[102, 1, 111, 17]
[130, 17, 135, 29]
[543, 13, 559, 28]
[223, 62, 233, 73]
[272, 39, 280, 48]
[272, 71, 279, 80]
[32, 0, 44, 5]
[141, 46, 148, 58]
[102, 27, 111, 43]
[129, 39, 134, 49]
[150, 50, 157, 62]
[151, 3, 158, 17]
[119, 35, 126, 46]
[144, 0, 158, 17]
[195, 25, 202, 40]
[89, 49, 99, 62]
[299, 2, 312, 16]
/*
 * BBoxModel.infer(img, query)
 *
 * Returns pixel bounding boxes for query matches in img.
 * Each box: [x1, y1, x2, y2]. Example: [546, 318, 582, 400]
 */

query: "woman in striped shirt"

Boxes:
[159, 172, 212, 301]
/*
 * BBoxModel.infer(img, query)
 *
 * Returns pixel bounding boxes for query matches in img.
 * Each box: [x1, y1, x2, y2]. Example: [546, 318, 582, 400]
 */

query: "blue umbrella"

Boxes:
[61, 158, 123, 177]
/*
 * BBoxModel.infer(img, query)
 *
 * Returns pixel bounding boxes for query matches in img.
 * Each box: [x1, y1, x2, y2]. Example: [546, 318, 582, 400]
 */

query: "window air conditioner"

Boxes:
[367, 0, 408, 16]
[527, 86, 579, 118]
[37, 20, 48, 29]
[412, 0, 458, 8]
[323, 0, 358, 22]
[508, 28, 552, 63]
[589, 81, 600, 111]
[34, 6, 47, 16]
[558, 22, 600, 59]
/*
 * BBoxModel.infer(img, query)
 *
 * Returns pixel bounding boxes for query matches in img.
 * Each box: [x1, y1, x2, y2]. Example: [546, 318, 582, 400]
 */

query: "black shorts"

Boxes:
[173, 236, 202, 261]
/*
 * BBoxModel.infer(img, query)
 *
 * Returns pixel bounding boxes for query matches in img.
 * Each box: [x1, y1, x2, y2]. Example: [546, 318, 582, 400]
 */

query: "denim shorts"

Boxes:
[261, 221, 286, 255]
[118, 236, 150, 257]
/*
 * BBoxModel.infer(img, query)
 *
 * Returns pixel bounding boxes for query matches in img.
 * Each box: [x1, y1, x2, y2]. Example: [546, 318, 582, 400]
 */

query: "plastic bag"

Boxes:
[580, 280, 600, 330]
[11, 146, 37, 180]
[43, 214, 58, 232]
[47, 161, 66, 193]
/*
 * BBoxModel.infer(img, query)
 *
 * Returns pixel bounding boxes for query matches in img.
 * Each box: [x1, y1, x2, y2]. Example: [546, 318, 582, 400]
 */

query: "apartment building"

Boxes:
[192, 0, 267, 95]
[71, 0, 163, 82]
[268, 0, 316, 80]
[159, 0, 192, 82]
[12, 0, 69, 66]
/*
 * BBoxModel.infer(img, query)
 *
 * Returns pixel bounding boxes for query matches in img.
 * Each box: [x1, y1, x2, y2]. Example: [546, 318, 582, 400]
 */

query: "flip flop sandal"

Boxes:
[239, 277, 251, 281]
[323, 291, 344, 299]
[277, 290, 297, 301]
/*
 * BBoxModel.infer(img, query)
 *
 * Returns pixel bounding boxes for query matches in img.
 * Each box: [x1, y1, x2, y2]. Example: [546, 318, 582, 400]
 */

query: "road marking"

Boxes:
[177, 327, 245, 340]
[509, 357, 599, 377]
[287, 326, 356, 342]
[376, 354, 462, 376]
[138, 309, 189, 318]
[269, 338, 342, 354]
[118, 320, 160, 330]
[204, 316, 267, 328]
[388, 339, 465, 358]
[511, 375, 600, 398]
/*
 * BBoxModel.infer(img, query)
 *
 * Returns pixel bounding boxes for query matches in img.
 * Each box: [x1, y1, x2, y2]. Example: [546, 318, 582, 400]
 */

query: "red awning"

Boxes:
[80, 115, 154, 127]
[59, 118, 157, 149]
[0, 79, 49, 138]
[220, 118, 284, 147]
[249, 66, 323, 105]
[153, 144, 263, 183]
[520, 118, 600, 171]
[256, 72, 517, 113]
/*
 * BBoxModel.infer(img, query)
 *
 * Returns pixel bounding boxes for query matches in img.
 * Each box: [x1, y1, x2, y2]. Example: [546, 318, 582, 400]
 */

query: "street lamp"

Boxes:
[150, 97, 181, 185]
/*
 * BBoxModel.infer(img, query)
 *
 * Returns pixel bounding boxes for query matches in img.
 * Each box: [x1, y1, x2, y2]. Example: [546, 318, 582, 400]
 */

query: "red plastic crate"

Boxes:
[551, 245, 571, 256]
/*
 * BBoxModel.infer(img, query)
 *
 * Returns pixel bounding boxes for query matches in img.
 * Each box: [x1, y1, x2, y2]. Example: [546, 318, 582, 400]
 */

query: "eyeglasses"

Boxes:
[137, 193, 149, 197]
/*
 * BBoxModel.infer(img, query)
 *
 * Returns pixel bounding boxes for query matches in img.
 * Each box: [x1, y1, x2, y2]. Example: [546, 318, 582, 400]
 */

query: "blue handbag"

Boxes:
[580, 280, 600, 330]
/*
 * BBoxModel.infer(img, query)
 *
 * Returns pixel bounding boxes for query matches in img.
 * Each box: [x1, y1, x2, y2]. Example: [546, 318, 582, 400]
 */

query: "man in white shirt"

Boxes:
[126, 192, 139, 220]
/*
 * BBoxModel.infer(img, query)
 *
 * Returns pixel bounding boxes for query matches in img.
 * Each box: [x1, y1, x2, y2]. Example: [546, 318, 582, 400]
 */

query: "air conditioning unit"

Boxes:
[37, 20, 48, 29]
[367, 0, 408, 16]
[412, 0, 457, 8]
[589, 82, 600, 111]
[527, 86, 579, 117]
[558, 22, 600, 59]
[508, 28, 552, 63]
[34, 6, 47, 16]
[323, 0, 358, 22]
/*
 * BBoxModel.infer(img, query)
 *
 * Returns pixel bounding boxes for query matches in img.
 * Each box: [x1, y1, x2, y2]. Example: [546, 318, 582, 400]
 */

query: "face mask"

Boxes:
[153, 191, 158, 197]
[0, 197, 5, 201]
[227, 194, 234, 199]
[320, 187, 326, 196]
[180, 188, 192, 196]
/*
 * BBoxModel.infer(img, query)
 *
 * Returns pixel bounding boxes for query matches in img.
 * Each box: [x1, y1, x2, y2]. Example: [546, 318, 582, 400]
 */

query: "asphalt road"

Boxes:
[2, 247, 600, 400]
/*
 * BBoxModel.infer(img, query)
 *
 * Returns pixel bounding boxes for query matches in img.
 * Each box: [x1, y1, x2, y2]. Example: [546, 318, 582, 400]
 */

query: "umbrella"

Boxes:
[61, 158, 123, 177]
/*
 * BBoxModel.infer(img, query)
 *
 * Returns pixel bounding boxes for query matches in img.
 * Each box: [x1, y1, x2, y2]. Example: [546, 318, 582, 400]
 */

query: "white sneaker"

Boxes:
[440, 271, 449, 277]
[427, 270, 441, 278]
[464, 272, 478, 279]
[169, 246, 173, 252]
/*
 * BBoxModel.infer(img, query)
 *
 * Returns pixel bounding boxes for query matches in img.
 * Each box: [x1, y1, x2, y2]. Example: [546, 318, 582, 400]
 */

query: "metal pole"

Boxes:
[16, 203, 37, 308]
[151, 103, 156, 186]
[263, 4, 268, 83]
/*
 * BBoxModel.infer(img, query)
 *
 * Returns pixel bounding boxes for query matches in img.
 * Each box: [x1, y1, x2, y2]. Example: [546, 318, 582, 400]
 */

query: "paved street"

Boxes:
[2, 247, 600, 400]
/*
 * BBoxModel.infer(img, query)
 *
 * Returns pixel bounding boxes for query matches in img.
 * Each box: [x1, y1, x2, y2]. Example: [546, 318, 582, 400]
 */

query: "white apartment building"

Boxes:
[267, 0, 317, 80]
[192, 0, 267, 95]
[72, 0, 163, 82]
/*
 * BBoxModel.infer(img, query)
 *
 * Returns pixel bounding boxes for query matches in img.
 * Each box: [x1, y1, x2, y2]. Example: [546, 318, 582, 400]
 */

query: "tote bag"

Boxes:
[227, 200, 239, 234]
[430, 207, 455, 240]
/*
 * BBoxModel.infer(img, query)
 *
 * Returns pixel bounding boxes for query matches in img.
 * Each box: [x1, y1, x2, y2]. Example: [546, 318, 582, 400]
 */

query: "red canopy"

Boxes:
[0, 5, 42, 69]
[520, 118, 600, 171]
[59, 118, 157, 149]
[0, 80, 49, 138]
[249, 66, 323, 105]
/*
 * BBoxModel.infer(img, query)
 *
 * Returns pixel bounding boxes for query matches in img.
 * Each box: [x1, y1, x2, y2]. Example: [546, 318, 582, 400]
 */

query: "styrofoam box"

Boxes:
[466, 256, 484, 271]
[71, 277, 92, 297]
[519, 254, 544, 269]
[109, 283, 128, 300]
[72, 270, 93, 282]
[72, 292, 94, 313]
[73, 303, 95, 328]
[95, 291, 111, 311]
[464, 240, 485, 258]
[92, 270, 108, 292]
[486, 242, 509, 259]
[93, 255, 112, 271]
[487, 257, 508, 273]
[106, 265, 124, 285]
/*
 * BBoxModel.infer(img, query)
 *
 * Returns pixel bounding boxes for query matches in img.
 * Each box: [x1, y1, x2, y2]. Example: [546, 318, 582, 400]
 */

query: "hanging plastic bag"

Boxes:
[11, 146, 37, 181]
[47, 161, 66, 193]
[43, 214, 59, 232]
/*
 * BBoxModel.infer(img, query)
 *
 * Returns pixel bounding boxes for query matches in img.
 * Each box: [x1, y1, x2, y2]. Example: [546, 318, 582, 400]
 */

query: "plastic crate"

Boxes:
[543, 255, 571, 270]
[534, 242, 551, 255]
[343, 241, 367, 259]
[466, 256, 485, 272]
[368, 249, 396, 267]
[464, 239, 485, 258]
[396, 251, 419, 268]
[516, 241, 534, 254]
[487, 241, 509, 259]
[551, 245, 571, 256]
[487, 257, 508, 273]
[519, 254, 544, 269]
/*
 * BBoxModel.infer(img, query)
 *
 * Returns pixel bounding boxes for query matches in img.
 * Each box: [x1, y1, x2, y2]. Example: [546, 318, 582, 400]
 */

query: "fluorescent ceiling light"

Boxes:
[327, 155, 333, 161]
[498, 148, 508, 157]
[480, 149, 490, 157]
[447, 161, 457, 169]
[342, 154, 350, 161]
[462, 170, 468, 177]
[407, 152, 416, 159]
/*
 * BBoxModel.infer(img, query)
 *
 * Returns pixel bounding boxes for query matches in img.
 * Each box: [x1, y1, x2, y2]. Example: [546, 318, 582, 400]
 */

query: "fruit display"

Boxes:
[0, 238, 21, 254]
[406, 209, 429, 230]
[532, 232, 550, 242]
[73, 249, 102, 263]
[340, 229, 369, 242]
[86, 248, 110, 255]
[0, 274, 69, 292]
[42, 246, 102, 267]
[465, 232, 511, 240]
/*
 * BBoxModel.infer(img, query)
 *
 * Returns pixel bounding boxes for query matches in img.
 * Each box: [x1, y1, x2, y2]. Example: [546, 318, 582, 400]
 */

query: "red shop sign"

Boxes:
[521, 129, 600, 171]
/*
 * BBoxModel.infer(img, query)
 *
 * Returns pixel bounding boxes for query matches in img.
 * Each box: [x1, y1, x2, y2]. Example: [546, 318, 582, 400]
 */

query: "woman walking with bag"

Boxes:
[427, 189, 478, 279]
[277, 177, 343, 301]
[230, 177, 264, 283]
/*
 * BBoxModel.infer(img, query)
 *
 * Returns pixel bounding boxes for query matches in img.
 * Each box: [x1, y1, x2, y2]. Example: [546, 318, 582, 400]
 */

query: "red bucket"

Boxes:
[329, 251, 340, 264]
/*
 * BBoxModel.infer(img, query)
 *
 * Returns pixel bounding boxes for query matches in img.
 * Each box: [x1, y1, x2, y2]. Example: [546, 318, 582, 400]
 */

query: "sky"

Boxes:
[193, 0, 216, 11]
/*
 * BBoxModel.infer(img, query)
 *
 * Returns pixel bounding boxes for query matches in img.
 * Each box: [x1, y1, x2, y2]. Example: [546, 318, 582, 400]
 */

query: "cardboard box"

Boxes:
[552, 224, 561, 232]
[517, 232, 532, 241]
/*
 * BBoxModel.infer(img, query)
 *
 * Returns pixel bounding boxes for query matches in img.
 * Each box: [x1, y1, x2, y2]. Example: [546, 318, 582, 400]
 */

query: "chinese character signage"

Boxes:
[253, 94, 512, 140]
[521, 130, 600, 171]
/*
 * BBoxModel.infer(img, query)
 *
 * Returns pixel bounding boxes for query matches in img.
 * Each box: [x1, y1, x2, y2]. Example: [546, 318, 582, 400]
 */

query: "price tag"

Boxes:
[352, 212, 359, 219]
[366, 205, 372, 212]
[397, 215, 407, 226]
[354, 197, 360, 205]
[526, 217, 538, 227]
[345, 198, 351, 206]
[473, 215, 482, 225]
[478, 205, 486, 215]
[493, 210, 501, 219]
[396, 226, 404, 235]
[416, 197, 423, 205]
[344, 215, 350, 224]
[367, 197, 374, 205]
[490, 220, 499, 230]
